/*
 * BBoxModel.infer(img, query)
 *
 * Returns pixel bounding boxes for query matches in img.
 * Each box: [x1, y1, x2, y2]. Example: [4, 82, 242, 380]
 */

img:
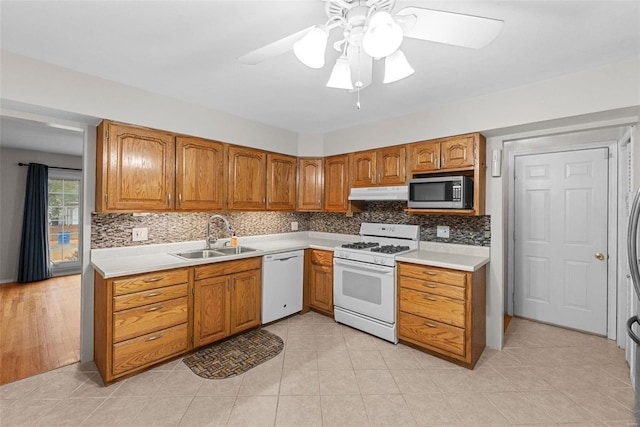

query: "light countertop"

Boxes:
[91, 231, 490, 278]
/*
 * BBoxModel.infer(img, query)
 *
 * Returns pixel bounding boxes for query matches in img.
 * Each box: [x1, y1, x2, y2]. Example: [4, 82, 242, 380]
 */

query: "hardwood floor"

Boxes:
[0, 274, 81, 385]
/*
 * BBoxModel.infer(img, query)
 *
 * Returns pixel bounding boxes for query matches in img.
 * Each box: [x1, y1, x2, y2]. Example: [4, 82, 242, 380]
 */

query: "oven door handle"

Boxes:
[334, 258, 395, 274]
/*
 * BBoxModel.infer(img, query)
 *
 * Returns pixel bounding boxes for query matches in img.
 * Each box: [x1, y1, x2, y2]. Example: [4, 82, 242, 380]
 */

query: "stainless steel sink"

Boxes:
[172, 246, 258, 259]
[214, 246, 258, 255]
[173, 249, 224, 259]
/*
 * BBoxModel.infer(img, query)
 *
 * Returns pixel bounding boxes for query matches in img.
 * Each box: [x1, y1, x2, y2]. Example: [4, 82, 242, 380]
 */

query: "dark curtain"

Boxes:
[17, 163, 51, 282]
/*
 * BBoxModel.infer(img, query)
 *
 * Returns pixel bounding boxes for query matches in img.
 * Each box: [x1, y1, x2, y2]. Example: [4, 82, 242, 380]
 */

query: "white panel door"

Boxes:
[514, 148, 608, 335]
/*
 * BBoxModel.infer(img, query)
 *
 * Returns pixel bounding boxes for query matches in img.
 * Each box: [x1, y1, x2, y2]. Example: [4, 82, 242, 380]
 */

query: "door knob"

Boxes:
[595, 253, 606, 260]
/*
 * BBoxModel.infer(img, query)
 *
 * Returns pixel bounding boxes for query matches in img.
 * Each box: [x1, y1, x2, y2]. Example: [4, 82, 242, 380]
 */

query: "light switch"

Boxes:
[291, 221, 299, 231]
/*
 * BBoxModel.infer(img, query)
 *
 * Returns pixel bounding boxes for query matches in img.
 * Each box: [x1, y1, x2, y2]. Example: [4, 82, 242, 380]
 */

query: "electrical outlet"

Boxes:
[436, 225, 450, 239]
[132, 227, 148, 241]
[291, 221, 299, 231]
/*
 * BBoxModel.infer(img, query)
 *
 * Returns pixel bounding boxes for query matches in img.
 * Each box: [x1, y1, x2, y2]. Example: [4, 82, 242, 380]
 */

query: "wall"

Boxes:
[321, 58, 640, 156]
[91, 203, 490, 248]
[0, 51, 300, 156]
[0, 147, 83, 283]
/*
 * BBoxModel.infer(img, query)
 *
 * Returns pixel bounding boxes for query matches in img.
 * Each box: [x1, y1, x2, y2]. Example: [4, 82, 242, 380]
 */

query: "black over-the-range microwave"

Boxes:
[407, 176, 473, 209]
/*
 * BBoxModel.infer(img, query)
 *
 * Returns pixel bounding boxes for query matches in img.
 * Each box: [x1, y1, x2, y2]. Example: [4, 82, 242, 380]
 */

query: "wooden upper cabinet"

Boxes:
[297, 158, 323, 211]
[175, 137, 226, 211]
[350, 150, 376, 187]
[409, 134, 476, 175]
[228, 146, 266, 210]
[266, 153, 296, 211]
[351, 146, 406, 187]
[441, 135, 475, 170]
[377, 146, 406, 186]
[96, 121, 175, 212]
[408, 141, 440, 173]
[324, 154, 350, 212]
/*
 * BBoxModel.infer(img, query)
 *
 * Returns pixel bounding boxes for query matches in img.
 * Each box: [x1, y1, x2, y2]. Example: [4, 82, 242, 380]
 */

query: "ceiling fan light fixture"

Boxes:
[383, 50, 414, 84]
[326, 57, 354, 90]
[293, 26, 328, 69]
[362, 11, 403, 58]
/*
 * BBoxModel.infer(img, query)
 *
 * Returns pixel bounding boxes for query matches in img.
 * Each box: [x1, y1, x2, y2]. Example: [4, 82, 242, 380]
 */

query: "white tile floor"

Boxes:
[1, 311, 638, 426]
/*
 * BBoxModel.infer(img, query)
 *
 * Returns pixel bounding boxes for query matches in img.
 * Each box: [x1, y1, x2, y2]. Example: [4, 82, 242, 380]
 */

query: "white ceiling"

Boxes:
[0, 117, 84, 156]
[1, 1, 639, 135]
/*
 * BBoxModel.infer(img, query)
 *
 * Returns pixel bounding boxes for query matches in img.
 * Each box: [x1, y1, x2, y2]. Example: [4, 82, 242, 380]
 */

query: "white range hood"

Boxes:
[348, 186, 408, 201]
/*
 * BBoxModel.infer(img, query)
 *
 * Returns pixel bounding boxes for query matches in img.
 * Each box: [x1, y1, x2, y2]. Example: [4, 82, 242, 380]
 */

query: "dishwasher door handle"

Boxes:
[274, 256, 300, 262]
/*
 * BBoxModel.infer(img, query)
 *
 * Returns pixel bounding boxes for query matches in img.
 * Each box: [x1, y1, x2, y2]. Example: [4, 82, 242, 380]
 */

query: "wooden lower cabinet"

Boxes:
[193, 257, 261, 348]
[94, 268, 191, 383]
[306, 249, 334, 316]
[397, 262, 486, 369]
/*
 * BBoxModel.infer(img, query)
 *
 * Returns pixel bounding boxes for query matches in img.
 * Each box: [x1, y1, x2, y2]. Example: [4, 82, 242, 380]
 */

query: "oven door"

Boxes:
[333, 257, 396, 324]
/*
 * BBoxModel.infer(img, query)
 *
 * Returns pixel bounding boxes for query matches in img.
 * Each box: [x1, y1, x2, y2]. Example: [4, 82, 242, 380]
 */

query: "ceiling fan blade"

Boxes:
[396, 7, 503, 49]
[238, 26, 314, 65]
[347, 46, 373, 92]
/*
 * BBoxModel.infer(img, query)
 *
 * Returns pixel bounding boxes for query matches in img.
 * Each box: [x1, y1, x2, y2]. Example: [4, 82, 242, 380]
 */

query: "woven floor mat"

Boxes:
[182, 329, 284, 379]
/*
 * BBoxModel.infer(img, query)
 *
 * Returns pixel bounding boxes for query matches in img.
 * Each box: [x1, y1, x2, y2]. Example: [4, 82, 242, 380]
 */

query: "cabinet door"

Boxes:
[176, 137, 225, 211]
[228, 146, 266, 210]
[377, 146, 407, 186]
[266, 153, 296, 211]
[297, 158, 323, 211]
[441, 135, 475, 169]
[408, 141, 440, 174]
[103, 122, 175, 211]
[324, 154, 350, 212]
[194, 276, 229, 347]
[309, 263, 333, 313]
[350, 150, 376, 187]
[229, 269, 261, 335]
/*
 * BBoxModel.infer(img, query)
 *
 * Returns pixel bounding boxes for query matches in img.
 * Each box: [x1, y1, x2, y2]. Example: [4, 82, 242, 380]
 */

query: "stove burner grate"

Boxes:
[370, 245, 411, 254]
[341, 242, 380, 249]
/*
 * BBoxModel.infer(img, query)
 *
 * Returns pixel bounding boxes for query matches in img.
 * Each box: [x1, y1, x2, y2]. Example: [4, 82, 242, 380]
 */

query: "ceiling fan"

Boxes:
[239, 0, 503, 95]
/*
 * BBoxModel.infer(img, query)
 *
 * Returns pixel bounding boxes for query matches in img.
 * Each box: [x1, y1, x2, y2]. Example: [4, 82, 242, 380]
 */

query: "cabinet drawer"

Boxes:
[113, 283, 188, 311]
[398, 263, 467, 288]
[113, 269, 188, 296]
[310, 250, 333, 266]
[195, 257, 261, 280]
[398, 312, 465, 357]
[399, 276, 465, 301]
[399, 288, 465, 328]
[112, 323, 188, 377]
[113, 296, 188, 342]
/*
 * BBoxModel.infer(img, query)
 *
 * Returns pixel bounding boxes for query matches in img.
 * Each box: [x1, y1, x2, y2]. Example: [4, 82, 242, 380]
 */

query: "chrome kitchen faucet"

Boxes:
[206, 215, 232, 249]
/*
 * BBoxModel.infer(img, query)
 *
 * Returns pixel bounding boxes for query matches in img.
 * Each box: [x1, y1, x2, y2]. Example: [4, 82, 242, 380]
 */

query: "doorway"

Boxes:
[506, 127, 623, 340]
[513, 148, 609, 335]
[0, 114, 85, 383]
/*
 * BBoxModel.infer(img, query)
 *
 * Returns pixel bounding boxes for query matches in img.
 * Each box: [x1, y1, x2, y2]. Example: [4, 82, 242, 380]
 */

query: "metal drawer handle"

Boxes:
[424, 296, 438, 301]
[424, 284, 437, 288]
[145, 292, 163, 298]
[146, 305, 164, 312]
[424, 322, 437, 328]
[424, 271, 437, 276]
[145, 334, 164, 342]
[144, 277, 163, 283]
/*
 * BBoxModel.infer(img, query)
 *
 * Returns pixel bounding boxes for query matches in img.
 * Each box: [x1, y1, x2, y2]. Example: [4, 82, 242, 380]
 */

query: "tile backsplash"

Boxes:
[91, 202, 490, 249]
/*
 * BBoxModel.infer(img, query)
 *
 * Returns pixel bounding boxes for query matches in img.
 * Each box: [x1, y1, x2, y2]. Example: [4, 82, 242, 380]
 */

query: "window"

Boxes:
[48, 170, 81, 272]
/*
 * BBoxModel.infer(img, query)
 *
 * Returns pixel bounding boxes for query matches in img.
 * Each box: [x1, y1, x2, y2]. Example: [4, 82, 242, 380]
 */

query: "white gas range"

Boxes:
[333, 223, 420, 343]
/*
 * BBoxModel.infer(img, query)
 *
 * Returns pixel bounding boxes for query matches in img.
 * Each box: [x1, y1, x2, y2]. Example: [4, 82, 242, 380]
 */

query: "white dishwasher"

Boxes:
[262, 250, 304, 324]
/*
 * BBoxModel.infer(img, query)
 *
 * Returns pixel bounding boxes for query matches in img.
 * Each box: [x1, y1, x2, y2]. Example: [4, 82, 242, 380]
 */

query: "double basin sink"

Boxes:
[172, 246, 258, 260]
